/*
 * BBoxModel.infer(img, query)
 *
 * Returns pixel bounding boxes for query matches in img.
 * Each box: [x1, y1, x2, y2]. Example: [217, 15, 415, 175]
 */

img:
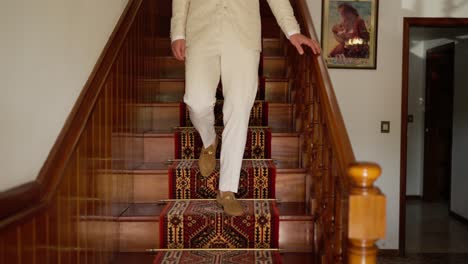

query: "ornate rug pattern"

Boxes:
[153, 250, 281, 264]
[168, 160, 276, 199]
[159, 200, 279, 249]
[153, 250, 282, 264]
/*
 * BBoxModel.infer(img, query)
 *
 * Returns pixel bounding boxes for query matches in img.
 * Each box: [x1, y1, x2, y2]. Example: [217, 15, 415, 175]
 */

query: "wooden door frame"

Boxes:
[400, 17, 468, 255]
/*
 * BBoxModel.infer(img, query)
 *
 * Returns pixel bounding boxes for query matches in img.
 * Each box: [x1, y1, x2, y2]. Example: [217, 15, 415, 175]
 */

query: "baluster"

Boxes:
[347, 163, 386, 264]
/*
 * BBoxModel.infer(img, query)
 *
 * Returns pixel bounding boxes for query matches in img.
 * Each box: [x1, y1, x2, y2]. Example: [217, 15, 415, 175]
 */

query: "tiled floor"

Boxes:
[378, 200, 468, 263]
[379, 253, 468, 264]
[406, 200, 468, 253]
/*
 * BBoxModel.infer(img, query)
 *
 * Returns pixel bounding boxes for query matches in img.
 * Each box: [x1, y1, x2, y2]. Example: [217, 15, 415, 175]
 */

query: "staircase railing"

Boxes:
[0, 0, 151, 261]
[287, 0, 386, 263]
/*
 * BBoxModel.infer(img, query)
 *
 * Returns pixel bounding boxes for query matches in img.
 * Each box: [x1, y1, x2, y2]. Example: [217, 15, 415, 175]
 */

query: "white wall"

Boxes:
[0, 0, 129, 192]
[306, 0, 468, 249]
[406, 27, 468, 197]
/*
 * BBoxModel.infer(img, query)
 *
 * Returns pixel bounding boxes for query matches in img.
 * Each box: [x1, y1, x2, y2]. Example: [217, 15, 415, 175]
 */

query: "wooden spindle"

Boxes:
[347, 163, 386, 264]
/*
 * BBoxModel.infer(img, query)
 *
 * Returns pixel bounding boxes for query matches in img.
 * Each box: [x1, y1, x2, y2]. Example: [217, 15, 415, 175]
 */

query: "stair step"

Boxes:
[137, 77, 289, 103]
[153, 250, 282, 263]
[131, 163, 306, 203]
[168, 159, 276, 199]
[136, 131, 300, 168]
[117, 202, 313, 252]
[145, 37, 284, 57]
[111, 252, 315, 264]
[136, 102, 294, 132]
[173, 127, 271, 160]
[159, 200, 279, 249]
[180, 100, 269, 127]
[141, 56, 286, 79]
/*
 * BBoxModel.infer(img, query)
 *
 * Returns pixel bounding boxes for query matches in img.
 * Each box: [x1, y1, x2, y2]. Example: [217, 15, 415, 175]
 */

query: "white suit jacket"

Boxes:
[170, 0, 301, 51]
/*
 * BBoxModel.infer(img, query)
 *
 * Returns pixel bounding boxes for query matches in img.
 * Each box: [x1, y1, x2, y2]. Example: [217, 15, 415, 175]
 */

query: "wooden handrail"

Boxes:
[296, 0, 355, 179]
[290, 1, 386, 263]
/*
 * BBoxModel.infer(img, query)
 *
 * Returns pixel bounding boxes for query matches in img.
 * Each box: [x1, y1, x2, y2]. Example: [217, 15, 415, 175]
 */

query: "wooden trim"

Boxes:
[400, 17, 468, 256]
[449, 210, 468, 226]
[0, 181, 41, 219]
[0, 0, 143, 227]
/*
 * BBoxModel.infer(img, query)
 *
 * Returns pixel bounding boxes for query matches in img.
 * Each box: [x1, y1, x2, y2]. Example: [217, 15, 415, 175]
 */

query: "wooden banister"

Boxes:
[288, 0, 386, 263]
[348, 163, 386, 264]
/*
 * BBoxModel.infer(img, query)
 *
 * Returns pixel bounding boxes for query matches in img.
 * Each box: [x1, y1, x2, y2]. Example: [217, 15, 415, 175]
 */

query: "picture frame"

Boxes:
[321, 0, 379, 69]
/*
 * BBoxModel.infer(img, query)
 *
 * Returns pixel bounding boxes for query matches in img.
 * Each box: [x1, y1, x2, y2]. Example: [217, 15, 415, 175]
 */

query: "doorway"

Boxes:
[422, 43, 454, 202]
[401, 18, 468, 256]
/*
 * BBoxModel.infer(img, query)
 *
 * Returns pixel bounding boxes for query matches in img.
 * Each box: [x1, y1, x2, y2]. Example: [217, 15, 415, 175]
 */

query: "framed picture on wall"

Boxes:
[321, 0, 379, 69]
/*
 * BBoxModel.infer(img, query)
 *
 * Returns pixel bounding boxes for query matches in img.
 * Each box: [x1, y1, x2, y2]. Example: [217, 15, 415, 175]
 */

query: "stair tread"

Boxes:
[132, 162, 306, 174]
[119, 202, 311, 219]
[142, 129, 298, 136]
[136, 101, 292, 106]
[173, 126, 272, 159]
[168, 159, 276, 199]
[151, 55, 286, 59]
[137, 77, 288, 82]
[112, 252, 314, 264]
[153, 250, 282, 263]
[159, 199, 280, 248]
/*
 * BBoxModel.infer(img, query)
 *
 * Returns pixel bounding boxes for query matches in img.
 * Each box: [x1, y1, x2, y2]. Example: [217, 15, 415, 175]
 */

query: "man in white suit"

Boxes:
[171, 0, 320, 216]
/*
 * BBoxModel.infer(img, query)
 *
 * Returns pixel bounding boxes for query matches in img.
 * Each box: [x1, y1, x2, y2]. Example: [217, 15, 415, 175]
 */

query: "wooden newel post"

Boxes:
[347, 162, 386, 264]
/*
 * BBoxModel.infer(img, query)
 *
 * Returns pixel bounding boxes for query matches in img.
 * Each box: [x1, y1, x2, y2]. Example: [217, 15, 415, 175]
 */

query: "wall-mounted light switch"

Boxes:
[381, 121, 390, 133]
[408, 115, 414, 123]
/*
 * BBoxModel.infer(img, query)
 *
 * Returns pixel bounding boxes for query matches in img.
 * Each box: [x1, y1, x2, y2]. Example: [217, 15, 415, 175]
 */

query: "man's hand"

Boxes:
[289, 34, 321, 55]
[171, 39, 186, 61]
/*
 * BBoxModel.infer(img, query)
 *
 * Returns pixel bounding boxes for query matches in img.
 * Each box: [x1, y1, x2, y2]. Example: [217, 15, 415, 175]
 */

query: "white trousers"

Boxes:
[183, 18, 260, 193]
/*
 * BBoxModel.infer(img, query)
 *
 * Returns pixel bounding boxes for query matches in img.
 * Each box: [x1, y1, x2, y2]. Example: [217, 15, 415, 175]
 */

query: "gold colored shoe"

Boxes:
[216, 191, 244, 216]
[199, 136, 218, 176]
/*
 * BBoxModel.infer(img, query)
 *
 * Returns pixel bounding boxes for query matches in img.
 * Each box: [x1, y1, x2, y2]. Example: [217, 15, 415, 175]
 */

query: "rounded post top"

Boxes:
[347, 162, 381, 188]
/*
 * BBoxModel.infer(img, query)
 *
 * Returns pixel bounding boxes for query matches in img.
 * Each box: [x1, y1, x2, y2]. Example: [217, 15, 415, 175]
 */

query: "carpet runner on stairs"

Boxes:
[153, 250, 282, 264]
[169, 160, 276, 199]
[154, 52, 280, 263]
[159, 200, 279, 249]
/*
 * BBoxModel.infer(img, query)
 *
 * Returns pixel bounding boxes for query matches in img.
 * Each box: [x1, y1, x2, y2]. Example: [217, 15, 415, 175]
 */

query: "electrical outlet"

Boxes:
[381, 121, 390, 133]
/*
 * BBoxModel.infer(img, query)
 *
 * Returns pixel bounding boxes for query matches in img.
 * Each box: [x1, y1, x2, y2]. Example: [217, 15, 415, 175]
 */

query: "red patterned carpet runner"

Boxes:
[160, 200, 279, 249]
[155, 54, 280, 263]
[168, 160, 276, 199]
[153, 250, 282, 264]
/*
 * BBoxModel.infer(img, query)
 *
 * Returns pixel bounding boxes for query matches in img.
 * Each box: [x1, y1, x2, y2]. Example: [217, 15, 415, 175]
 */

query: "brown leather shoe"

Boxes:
[199, 136, 218, 176]
[216, 191, 244, 216]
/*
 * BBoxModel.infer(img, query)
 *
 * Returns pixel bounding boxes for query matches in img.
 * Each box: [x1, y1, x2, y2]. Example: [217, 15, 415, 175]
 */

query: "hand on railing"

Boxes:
[288, 33, 321, 55]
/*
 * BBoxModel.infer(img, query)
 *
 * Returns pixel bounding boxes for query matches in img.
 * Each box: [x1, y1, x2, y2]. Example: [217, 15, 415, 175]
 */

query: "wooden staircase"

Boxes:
[0, 0, 386, 263]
